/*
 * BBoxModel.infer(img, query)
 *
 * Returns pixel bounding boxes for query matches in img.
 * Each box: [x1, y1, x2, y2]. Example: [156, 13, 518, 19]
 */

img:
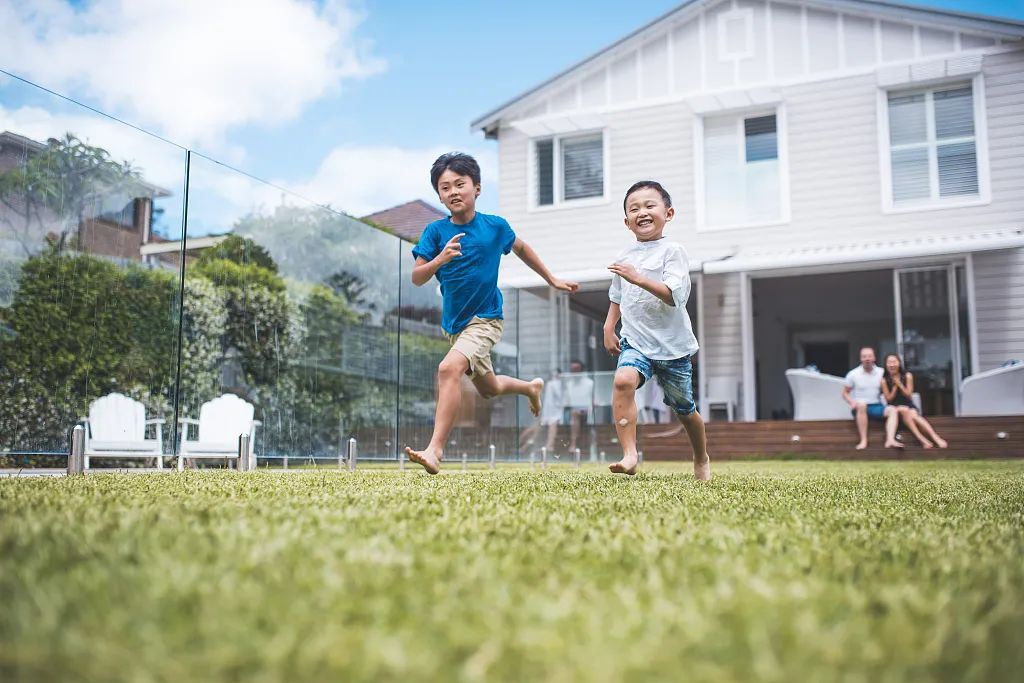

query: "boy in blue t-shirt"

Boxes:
[406, 152, 578, 474]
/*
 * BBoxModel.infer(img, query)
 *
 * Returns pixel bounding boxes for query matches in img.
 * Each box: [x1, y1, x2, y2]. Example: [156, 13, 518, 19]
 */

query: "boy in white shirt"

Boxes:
[602, 181, 710, 480]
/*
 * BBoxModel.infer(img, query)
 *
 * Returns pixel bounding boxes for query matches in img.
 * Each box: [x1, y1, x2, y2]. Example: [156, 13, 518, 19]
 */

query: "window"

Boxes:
[885, 82, 982, 208]
[700, 110, 785, 229]
[533, 132, 605, 208]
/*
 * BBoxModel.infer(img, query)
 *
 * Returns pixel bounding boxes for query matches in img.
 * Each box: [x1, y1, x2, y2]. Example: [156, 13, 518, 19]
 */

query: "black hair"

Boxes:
[623, 180, 672, 213]
[883, 353, 907, 388]
[430, 152, 481, 192]
[570, 359, 585, 370]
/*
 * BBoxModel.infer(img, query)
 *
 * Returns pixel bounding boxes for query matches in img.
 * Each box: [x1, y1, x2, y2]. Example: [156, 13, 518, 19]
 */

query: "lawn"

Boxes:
[1, 461, 1022, 682]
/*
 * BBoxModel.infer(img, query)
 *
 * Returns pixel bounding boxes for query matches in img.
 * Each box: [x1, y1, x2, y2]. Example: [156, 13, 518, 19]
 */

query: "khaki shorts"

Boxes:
[446, 316, 503, 379]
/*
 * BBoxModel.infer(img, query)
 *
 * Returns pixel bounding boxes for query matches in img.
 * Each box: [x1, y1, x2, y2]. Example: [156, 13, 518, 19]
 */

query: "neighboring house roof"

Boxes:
[0, 129, 172, 199]
[362, 199, 446, 242]
[471, 0, 1024, 135]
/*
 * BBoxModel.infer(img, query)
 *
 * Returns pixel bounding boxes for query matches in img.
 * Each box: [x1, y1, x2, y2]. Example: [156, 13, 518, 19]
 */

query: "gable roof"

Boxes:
[472, 0, 1024, 135]
[361, 199, 446, 242]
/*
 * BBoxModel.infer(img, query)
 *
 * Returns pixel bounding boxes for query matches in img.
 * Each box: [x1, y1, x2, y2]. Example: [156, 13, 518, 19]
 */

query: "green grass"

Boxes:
[1, 461, 1022, 682]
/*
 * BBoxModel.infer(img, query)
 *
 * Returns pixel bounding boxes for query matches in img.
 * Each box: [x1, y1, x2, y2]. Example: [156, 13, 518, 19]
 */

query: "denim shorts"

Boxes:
[616, 338, 697, 416]
[851, 402, 887, 421]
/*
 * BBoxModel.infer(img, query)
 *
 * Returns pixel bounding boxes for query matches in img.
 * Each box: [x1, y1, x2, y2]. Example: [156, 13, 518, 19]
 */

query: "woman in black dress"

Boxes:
[881, 353, 948, 448]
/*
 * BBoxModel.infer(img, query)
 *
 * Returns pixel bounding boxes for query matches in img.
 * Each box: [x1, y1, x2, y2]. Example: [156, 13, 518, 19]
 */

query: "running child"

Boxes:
[603, 180, 711, 480]
[405, 152, 578, 474]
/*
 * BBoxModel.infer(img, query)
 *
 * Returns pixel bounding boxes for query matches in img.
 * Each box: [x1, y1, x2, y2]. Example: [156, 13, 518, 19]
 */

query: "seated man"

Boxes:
[842, 346, 901, 450]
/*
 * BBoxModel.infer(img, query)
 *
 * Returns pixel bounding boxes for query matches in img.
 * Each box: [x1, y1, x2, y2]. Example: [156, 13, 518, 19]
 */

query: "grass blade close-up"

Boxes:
[1, 461, 1022, 682]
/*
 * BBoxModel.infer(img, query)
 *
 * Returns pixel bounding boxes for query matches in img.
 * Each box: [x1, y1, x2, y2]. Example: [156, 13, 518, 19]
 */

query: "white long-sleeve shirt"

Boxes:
[609, 238, 699, 361]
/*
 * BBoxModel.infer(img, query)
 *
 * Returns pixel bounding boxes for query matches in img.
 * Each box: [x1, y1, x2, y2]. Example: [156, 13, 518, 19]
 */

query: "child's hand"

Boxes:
[608, 262, 641, 284]
[551, 278, 579, 293]
[604, 327, 621, 355]
[438, 233, 466, 264]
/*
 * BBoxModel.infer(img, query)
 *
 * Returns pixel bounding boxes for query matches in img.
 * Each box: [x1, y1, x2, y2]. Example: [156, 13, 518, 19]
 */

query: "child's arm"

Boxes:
[607, 262, 675, 306]
[410, 233, 465, 286]
[603, 302, 621, 355]
[512, 237, 578, 292]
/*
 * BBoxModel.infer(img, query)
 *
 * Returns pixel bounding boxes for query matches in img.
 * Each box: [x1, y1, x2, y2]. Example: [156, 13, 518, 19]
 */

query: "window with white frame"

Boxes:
[533, 132, 604, 207]
[886, 82, 980, 206]
[701, 110, 783, 228]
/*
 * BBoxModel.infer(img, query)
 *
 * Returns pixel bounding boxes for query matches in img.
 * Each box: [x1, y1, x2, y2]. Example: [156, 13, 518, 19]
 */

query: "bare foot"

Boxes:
[405, 446, 442, 474]
[884, 439, 905, 449]
[855, 441, 868, 450]
[609, 453, 638, 475]
[921, 440, 934, 449]
[935, 437, 948, 449]
[693, 455, 711, 481]
[527, 378, 544, 417]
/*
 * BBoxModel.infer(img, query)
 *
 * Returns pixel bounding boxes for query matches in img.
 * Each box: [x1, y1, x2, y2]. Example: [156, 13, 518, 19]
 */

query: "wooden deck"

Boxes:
[630, 415, 1024, 461]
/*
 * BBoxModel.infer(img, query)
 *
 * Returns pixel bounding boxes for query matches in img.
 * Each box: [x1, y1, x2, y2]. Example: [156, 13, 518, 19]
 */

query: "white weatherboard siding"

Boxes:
[701, 273, 747, 418]
[498, 49, 1024, 286]
[973, 247, 1024, 370]
[488, 0, 1024, 419]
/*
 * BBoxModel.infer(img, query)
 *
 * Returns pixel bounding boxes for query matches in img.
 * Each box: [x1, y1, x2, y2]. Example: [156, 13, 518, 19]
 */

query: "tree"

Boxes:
[0, 133, 143, 257]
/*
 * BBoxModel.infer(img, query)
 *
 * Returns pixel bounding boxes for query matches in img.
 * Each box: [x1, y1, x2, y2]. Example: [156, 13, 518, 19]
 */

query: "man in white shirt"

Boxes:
[842, 346, 901, 450]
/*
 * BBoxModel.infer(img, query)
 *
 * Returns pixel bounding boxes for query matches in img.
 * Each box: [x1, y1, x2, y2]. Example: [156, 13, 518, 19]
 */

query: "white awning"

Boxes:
[702, 228, 1024, 274]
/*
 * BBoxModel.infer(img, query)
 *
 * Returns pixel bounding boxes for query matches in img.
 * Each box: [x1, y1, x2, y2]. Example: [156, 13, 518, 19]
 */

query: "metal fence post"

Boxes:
[68, 425, 85, 475]
[462, 451, 468, 471]
[283, 451, 289, 470]
[530, 449, 536, 469]
[638, 450, 644, 467]
[489, 444, 496, 469]
[574, 447, 581, 469]
[348, 437, 358, 471]
[238, 433, 251, 471]
[541, 446, 547, 470]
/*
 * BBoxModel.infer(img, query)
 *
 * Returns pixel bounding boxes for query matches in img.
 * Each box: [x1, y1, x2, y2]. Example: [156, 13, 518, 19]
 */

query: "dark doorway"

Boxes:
[803, 341, 850, 378]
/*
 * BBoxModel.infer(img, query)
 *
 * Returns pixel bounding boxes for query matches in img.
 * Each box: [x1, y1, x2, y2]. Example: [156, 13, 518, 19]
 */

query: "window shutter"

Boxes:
[887, 83, 978, 203]
[744, 115, 777, 162]
[934, 86, 978, 197]
[536, 139, 554, 206]
[561, 135, 603, 201]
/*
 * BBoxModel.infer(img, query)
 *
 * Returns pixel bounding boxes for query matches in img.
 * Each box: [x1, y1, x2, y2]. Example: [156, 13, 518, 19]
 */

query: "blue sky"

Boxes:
[1, 0, 1022, 222]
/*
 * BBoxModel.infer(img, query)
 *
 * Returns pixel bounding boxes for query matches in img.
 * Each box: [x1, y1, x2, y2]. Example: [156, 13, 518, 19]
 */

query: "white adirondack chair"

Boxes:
[177, 394, 260, 470]
[80, 393, 165, 469]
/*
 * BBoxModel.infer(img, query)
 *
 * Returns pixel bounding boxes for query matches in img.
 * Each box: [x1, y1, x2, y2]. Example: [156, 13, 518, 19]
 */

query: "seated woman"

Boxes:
[881, 353, 948, 449]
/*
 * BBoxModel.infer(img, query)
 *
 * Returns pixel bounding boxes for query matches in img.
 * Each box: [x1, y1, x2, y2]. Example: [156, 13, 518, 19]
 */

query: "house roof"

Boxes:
[361, 199, 446, 242]
[471, 0, 1024, 135]
[702, 228, 1024, 274]
[0, 129, 172, 199]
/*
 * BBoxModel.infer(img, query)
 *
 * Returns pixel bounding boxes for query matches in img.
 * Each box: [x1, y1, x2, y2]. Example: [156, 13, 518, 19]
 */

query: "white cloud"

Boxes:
[285, 145, 498, 217]
[0, 0, 383, 150]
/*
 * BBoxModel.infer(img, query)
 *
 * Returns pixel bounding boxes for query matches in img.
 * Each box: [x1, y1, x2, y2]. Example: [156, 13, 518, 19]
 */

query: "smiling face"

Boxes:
[860, 347, 876, 371]
[885, 354, 901, 376]
[436, 169, 479, 218]
[623, 187, 674, 242]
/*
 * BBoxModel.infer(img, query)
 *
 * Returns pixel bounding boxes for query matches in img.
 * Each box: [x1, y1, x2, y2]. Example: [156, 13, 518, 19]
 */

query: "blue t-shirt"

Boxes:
[411, 212, 516, 335]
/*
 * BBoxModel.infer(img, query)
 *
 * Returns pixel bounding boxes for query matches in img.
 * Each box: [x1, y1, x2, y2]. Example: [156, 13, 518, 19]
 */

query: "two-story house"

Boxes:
[473, 0, 1024, 421]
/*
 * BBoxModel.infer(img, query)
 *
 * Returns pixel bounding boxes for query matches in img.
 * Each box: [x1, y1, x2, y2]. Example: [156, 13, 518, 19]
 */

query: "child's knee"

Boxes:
[613, 368, 640, 393]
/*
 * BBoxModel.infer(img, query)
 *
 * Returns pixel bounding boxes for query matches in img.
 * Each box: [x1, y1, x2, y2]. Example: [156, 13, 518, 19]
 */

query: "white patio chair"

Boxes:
[960, 363, 1024, 416]
[177, 394, 260, 470]
[79, 392, 165, 469]
[705, 377, 739, 422]
[785, 369, 850, 420]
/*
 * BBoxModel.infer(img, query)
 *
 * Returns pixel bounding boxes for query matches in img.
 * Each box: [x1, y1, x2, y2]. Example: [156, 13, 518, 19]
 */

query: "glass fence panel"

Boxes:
[0, 73, 186, 466]
[180, 155, 401, 468]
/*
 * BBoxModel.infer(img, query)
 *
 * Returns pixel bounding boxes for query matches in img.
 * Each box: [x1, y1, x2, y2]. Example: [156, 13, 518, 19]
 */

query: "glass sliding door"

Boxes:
[894, 266, 962, 416]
